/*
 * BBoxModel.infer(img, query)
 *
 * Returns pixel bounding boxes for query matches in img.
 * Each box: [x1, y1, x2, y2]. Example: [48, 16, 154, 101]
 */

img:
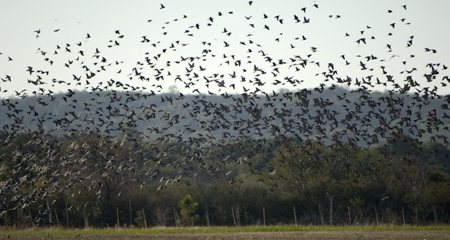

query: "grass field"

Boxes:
[1, 225, 450, 237]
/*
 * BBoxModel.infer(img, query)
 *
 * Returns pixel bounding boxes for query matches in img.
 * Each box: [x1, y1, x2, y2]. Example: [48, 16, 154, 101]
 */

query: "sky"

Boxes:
[1, 0, 449, 99]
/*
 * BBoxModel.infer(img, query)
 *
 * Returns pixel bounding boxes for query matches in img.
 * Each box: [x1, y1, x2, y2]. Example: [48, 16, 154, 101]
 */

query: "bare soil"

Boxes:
[1, 231, 449, 240]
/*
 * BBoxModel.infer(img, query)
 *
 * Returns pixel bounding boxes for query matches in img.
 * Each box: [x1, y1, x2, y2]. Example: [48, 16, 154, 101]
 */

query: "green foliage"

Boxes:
[178, 194, 200, 226]
[133, 209, 146, 228]
[1, 129, 450, 228]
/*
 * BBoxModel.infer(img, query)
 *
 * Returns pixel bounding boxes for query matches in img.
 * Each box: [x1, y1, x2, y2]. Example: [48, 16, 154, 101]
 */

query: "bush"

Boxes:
[178, 194, 199, 226]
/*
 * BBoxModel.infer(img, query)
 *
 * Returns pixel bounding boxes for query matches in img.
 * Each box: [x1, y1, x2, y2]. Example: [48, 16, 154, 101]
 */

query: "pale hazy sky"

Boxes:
[1, 0, 449, 98]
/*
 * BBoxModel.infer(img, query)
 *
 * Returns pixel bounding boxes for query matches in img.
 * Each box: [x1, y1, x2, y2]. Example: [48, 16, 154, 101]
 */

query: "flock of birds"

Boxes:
[0, 1, 449, 225]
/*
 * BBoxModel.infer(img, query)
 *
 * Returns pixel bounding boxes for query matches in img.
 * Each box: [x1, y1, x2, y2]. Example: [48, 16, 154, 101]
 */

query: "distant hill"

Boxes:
[1, 86, 448, 148]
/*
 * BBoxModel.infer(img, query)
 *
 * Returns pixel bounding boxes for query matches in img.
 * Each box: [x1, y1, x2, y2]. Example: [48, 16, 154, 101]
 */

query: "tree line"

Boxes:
[0, 130, 449, 228]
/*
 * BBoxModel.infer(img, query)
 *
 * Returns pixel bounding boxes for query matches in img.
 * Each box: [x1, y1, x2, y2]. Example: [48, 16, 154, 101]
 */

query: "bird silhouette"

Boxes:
[0, 1, 448, 226]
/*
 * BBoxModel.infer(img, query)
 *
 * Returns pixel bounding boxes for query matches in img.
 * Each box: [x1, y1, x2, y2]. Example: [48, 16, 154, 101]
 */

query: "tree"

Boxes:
[178, 194, 199, 226]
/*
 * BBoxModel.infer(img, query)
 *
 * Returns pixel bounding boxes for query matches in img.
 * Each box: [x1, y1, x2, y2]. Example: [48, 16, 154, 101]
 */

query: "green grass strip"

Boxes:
[1, 225, 450, 236]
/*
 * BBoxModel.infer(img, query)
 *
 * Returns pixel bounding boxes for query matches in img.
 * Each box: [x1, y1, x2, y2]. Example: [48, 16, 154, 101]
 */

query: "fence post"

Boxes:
[46, 198, 53, 225]
[329, 196, 333, 226]
[204, 204, 210, 227]
[319, 204, 324, 225]
[236, 206, 241, 227]
[348, 207, 351, 225]
[231, 207, 236, 227]
[54, 209, 60, 226]
[129, 200, 132, 227]
[174, 208, 178, 227]
[375, 206, 379, 225]
[117, 207, 120, 228]
[293, 207, 297, 227]
[263, 207, 266, 227]
[142, 208, 147, 229]
[433, 205, 438, 225]
[65, 196, 69, 228]
[84, 202, 89, 228]
[402, 207, 405, 226]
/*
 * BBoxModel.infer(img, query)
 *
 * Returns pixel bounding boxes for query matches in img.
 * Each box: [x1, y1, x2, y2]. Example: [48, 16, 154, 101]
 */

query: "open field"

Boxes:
[1, 226, 450, 240]
[2, 231, 450, 240]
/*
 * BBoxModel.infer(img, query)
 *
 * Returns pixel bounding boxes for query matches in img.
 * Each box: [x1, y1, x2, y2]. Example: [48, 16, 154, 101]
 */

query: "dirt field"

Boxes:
[1, 231, 449, 240]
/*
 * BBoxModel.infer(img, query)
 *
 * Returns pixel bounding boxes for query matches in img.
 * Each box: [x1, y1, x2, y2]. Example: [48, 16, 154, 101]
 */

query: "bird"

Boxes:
[0, 0, 448, 230]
